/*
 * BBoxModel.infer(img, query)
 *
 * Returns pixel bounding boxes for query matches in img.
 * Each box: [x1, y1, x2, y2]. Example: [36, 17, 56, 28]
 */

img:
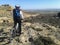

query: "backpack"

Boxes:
[13, 9, 20, 18]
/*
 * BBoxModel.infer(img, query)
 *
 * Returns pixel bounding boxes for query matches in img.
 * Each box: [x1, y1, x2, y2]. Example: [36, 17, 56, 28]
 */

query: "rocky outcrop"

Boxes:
[0, 6, 60, 45]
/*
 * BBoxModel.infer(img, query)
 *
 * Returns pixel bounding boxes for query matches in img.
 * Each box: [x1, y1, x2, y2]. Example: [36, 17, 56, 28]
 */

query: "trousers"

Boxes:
[13, 18, 21, 36]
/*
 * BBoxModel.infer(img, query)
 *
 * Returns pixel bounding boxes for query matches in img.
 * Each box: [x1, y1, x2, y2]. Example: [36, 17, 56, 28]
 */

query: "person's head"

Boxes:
[15, 5, 20, 9]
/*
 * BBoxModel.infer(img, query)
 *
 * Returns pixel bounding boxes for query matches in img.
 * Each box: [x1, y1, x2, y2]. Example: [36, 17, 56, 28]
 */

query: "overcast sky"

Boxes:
[0, 0, 60, 9]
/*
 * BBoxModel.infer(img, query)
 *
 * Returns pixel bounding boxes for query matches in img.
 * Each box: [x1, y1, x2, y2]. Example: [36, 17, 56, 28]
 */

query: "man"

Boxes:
[13, 5, 24, 36]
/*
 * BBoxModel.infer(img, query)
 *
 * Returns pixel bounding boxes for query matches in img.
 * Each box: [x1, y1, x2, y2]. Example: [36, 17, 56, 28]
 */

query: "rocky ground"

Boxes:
[0, 14, 60, 45]
[0, 5, 60, 45]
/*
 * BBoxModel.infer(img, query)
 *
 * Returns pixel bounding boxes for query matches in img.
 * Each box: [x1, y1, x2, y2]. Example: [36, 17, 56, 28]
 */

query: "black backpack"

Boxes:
[13, 9, 20, 18]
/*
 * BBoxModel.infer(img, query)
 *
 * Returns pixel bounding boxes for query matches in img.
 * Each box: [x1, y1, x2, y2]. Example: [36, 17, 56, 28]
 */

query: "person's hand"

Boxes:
[21, 20, 24, 23]
[21, 18, 24, 20]
[21, 19, 23, 20]
[21, 18, 24, 22]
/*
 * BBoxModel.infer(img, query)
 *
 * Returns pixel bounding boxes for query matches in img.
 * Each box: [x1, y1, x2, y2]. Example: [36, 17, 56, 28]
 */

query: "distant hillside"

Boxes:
[0, 4, 13, 11]
[24, 9, 60, 14]
[25, 9, 60, 12]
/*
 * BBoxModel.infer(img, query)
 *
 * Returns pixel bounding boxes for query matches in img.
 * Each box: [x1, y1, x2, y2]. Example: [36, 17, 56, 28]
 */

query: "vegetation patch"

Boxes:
[30, 26, 43, 31]
[32, 36, 57, 45]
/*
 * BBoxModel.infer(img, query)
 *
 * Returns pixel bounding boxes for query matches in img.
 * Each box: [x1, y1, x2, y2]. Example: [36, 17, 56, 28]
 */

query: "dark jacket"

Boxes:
[13, 9, 24, 20]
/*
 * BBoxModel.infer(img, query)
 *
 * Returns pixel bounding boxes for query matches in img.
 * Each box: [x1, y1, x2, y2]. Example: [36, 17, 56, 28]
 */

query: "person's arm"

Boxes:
[20, 11, 24, 20]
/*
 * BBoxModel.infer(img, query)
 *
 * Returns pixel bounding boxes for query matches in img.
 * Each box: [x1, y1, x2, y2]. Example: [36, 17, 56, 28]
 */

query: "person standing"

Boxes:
[13, 5, 24, 36]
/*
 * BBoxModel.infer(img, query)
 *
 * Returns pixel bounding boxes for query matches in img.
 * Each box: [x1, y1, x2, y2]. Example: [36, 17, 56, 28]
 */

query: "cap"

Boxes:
[15, 5, 20, 8]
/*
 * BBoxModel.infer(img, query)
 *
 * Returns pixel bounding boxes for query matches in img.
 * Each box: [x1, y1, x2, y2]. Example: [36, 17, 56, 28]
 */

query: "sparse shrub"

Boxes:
[35, 28, 43, 31]
[0, 28, 4, 33]
[42, 24, 49, 27]
[32, 36, 57, 45]
[30, 26, 35, 30]
[3, 20, 5, 23]
[24, 14, 60, 27]
[30, 26, 43, 31]
[46, 27, 52, 30]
